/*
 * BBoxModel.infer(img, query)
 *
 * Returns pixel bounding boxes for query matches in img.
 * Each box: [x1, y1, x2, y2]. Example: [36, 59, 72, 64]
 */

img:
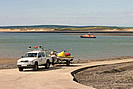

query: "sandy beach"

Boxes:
[1, 28, 133, 32]
[0, 58, 18, 65]
[0, 28, 55, 32]
[0, 58, 18, 69]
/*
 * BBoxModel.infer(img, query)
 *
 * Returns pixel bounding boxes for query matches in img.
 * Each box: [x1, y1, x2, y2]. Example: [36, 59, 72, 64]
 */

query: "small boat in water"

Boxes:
[80, 33, 96, 38]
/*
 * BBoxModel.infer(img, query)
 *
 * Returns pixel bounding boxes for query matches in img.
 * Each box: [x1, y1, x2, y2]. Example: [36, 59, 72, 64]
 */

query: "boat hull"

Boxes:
[80, 36, 96, 38]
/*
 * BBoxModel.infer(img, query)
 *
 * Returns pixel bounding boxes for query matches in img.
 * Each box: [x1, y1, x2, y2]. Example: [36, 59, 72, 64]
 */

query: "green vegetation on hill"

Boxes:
[0, 25, 133, 31]
[55, 27, 112, 31]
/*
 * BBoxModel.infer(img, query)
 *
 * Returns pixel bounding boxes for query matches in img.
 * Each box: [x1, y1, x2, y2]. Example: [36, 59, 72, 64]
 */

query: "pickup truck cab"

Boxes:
[17, 46, 52, 71]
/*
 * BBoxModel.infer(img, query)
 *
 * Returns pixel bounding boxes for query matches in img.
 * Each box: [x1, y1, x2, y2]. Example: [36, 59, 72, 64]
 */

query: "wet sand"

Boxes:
[73, 56, 133, 63]
[0, 58, 18, 65]
[0, 58, 18, 69]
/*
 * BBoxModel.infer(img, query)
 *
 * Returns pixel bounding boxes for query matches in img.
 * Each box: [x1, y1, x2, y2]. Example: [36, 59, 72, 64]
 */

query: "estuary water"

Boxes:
[0, 32, 133, 60]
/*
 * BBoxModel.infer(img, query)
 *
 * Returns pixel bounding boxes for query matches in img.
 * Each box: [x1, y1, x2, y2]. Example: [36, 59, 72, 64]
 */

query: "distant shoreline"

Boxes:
[1, 31, 133, 33]
[1, 25, 133, 33]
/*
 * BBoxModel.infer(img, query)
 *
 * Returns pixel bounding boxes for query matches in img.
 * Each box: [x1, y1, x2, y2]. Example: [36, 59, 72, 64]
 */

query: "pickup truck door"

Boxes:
[41, 52, 46, 64]
[39, 52, 47, 65]
[38, 52, 43, 65]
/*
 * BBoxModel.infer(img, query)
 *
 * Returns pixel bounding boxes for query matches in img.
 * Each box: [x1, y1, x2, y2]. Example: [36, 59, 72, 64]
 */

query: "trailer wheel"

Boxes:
[33, 62, 38, 71]
[19, 67, 23, 71]
[45, 60, 50, 69]
[66, 60, 70, 66]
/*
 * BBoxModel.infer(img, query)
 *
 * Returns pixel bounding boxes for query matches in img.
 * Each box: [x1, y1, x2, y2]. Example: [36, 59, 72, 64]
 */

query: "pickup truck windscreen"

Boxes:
[24, 53, 37, 57]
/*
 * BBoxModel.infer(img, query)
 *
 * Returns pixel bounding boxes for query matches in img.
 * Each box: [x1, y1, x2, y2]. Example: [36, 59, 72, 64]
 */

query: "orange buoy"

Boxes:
[75, 37, 78, 38]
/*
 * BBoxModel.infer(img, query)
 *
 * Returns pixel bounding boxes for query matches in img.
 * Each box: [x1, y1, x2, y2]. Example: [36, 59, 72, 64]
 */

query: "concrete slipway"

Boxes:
[0, 59, 133, 89]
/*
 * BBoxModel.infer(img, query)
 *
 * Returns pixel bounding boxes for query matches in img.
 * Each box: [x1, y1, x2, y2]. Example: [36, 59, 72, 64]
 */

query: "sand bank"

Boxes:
[0, 28, 55, 32]
[0, 58, 18, 65]
[1, 28, 133, 32]
[0, 58, 18, 69]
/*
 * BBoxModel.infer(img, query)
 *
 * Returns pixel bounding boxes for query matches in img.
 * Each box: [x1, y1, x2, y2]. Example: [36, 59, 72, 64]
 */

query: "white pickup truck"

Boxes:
[17, 47, 52, 71]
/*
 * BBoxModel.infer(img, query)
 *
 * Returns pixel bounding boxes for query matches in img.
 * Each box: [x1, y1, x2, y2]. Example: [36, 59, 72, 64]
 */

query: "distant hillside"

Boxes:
[0, 25, 133, 32]
[0, 25, 122, 29]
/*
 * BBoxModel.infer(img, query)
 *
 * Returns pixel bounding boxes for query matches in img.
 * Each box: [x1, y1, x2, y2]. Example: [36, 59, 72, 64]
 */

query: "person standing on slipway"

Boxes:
[50, 51, 57, 66]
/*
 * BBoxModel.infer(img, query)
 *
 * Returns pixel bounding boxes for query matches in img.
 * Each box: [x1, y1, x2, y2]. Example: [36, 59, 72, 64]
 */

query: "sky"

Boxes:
[0, 0, 133, 26]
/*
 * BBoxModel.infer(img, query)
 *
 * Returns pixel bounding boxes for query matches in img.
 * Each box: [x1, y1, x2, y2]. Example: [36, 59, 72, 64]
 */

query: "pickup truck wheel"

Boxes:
[66, 60, 70, 66]
[45, 60, 50, 69]
[33, 62, 38, 71]
[19, 67, 23, 71]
